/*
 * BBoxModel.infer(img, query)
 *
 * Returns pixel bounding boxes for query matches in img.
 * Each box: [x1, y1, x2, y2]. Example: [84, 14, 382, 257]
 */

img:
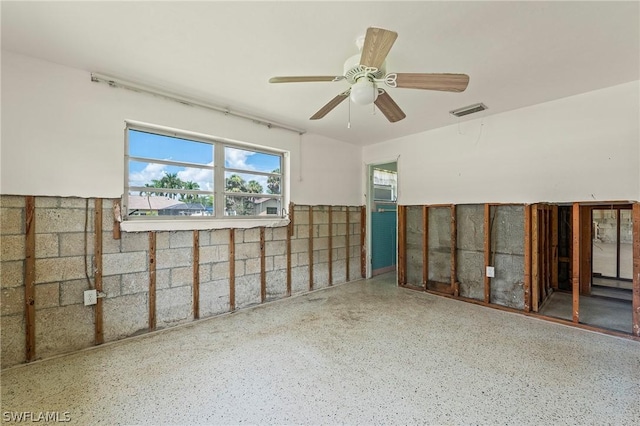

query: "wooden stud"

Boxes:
[572, 203, 580, 323]
[397, 205, 407, 285]
[632, 203, 640, 337]
[286, 202, 293, 297]
[309, 207, 314, 290]
[260, 227, 266, 303]
[616, 208, 622, 278]
[112, 198, 122, 240]
[193, 230, 200, 319]
[328, 207, 333, 286]
[450, 205, 458, 296]
[422, 205, 429, 289]
[94, 198, 104, 345]
[531, 205, 539, 312]
[540, 206, 547, 300]
[524, 205, 532, 313]
[229, 229, 235, 311]
[345, 207, 351, 281]
[483, 204, 491, 304]
[551, 205, 559, 290]
[148, 231, 156, 331]
[360, 206, 366, 279]
[580, 206, 592, 295]
[24, 196, 36, 362]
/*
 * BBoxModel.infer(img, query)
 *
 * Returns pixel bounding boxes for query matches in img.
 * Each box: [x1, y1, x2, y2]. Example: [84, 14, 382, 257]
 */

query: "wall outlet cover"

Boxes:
[84, 289, 97, 306]
[486, 266, 495, 278]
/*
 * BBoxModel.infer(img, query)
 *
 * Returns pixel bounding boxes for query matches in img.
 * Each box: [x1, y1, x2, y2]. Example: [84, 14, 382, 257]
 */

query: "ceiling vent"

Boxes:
[450, 103, 488, 117]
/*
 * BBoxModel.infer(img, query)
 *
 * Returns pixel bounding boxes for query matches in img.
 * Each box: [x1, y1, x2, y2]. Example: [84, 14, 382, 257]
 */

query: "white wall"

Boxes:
[0, 51, 362, 206]
[363, 81, 639, 205]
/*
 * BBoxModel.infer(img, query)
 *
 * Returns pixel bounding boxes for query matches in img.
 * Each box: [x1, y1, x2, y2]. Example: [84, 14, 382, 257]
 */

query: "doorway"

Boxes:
[368, 162, 397, 276]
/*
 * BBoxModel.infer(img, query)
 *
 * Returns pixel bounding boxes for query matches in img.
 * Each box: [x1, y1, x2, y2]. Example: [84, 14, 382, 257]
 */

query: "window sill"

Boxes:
[120, 217, 290, 232]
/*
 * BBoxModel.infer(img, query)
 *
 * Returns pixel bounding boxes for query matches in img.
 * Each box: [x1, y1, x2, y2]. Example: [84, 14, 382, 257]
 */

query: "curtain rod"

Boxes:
[90, 72, 306, 135]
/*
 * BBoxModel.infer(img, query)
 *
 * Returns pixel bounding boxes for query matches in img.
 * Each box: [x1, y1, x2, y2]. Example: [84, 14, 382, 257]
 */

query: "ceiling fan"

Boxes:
[269, 27, 470, 123]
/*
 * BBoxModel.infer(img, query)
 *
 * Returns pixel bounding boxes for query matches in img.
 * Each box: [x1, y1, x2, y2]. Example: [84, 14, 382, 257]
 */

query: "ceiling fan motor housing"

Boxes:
[343, 54, 386, 84]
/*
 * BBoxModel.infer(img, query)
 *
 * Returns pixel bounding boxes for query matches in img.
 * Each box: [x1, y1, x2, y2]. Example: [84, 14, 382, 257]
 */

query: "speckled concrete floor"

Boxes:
[2, 273, 639, 425]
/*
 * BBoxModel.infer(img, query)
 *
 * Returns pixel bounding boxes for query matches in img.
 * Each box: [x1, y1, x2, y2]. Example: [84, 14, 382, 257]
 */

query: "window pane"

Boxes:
[224, 172, 280, 195]
[129, 160, 213, 191]
[225, 196, 281, 216]
[127, 193, 214, 217]
[129, 129, 213, 165]
[224, 147, 281, 173]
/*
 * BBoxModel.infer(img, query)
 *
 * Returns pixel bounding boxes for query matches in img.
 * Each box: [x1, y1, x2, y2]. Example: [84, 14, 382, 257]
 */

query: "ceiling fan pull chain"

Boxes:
[348, 96, 352, 129]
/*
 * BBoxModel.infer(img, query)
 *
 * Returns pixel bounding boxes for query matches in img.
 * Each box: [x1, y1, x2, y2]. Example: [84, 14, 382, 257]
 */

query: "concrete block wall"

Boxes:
[0, 196, 364, 369]
[401, 203, 526, 310]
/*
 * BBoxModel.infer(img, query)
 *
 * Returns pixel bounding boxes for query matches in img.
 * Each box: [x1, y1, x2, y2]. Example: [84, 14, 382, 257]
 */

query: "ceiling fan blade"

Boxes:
[360, 27, 398, 69]
[374, 91, 406, 123]
[310, 92, 349, 120]
[269, 76, 344, 83]
[395, 73, 470, 92]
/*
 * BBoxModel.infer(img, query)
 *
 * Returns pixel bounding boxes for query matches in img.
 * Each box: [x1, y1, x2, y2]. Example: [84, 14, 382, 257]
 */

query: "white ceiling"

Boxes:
[2, 1, 638, 146]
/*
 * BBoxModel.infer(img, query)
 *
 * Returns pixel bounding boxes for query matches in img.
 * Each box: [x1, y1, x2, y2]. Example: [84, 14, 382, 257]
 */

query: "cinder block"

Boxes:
[491, 254, 525, 310]
[313, 263, 330, 289]
[291, 238, 308, 254]
[265, 269, 287, 300]
[211, 261, 230, 280]
[235, 260, 245, 276]
[102, 251, 147, 276]
[235, 274, 260, 309]
[156, 247, 191, 269]
[263, 228, 273, 241]
[333, 211, 346, 224]
[265, 240, 286, 256]
[457, 204, 484, 251]
[295, 224, 309, 239]
[35, 233, 60, 258]
[197, 230, 210, 246]
[170, 266, 193, 287]
[235, 242, 260, 260]
[199, 263, 212, 283]
[493, 205, 525, 255]
[210, 229, 230, 245]
[36, 303, 94, 360]
[291, 266, 309, 294]
[1, 208, 24, 235]
[35, 256, 86, 283]
[273, 255, 287, 270]
[272, 227, 288, 241]
[429, 207, 452, 249]
[156, 232, 170, 249]
[335, 224, 347, 236]
[428, 250, 452, 284]
[1, 314, 25, 369]
[102, 232, 122, 254]
[314, 237, 329, 250]
[243, 228, 261, 243]
[1, 286, 24, 315]
[170, 231, 193, 248]
[333, 261, 347, 284]
[297, 252, 310, 266]
[102, 204, 115, 232]
[103, 293, 148, 342]
[200, 245, 228, 263]
[36, 208, 89, 233]
[317, 224, 329, 238]
[199, 279, 230, 317]
[121, 232, 150, 252]
[1, 261, 24, 288]
[156, 269, 170, 290]
[59, 197, 92, 209]
[1, 235, 25, 261]
[333, 235, 346, 249]
[264, 256, 274, 272]
[121, 271, 150, 295]
[36, 282, 60, 309]
[457, 250, 484, 301]
[245, 257, 261, 275]
[1, 195, 26, 208]
[34, 197, 59, 208]
[313, 249, 329, 264]
[103, 275, 121, 298]
[314, 210, 329, 225]
[156, 286, 192, 328]
[58, 233, 92, 257]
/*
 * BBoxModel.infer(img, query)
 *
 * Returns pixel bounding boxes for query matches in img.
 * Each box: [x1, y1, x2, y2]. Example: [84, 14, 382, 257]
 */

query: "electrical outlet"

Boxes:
[84, 289, 97, 306]
[486, 266, 495, 278]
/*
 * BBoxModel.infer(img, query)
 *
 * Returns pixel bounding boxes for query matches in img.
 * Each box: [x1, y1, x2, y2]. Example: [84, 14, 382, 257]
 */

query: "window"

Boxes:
[124, 123, 285, 221]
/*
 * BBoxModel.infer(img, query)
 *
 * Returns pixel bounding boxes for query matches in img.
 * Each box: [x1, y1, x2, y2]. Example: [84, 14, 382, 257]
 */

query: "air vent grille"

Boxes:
[450, 103, 488, 117]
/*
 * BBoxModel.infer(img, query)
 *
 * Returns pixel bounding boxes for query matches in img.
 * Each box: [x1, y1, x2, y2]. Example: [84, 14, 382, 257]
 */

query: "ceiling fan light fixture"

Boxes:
[350, 78, 378, 105]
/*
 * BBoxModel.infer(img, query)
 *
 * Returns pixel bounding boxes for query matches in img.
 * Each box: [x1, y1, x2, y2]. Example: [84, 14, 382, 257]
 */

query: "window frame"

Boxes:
[123, 121, 288, 230]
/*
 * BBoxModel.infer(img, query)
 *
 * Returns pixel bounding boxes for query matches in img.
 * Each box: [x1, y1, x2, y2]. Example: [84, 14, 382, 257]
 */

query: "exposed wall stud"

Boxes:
[345, 207, 351, 281]
[552, 205, 559, 290]
[397, 205, 407, 286]
[24, 196, 36, 362]
[484, 204, 491, 304]
[524, 205, 532, 312]
[450, 204, 458, 296]
[229, 229, 236, 311]
[531, 205, 539, 312]
[309, 207, 314, 290]
[632, 203, 639, 337]
[572, 203, 580, 323]
[422, 205, 429, 289]
[328, 207, 333, 285]
[193, 230, 200, 319]
[360, 206, 366, 279]
[148, 231, 156, 331]
[260, 227, 266, 302]
[286, 202, 294, 296]
[94, 198, 104, 344]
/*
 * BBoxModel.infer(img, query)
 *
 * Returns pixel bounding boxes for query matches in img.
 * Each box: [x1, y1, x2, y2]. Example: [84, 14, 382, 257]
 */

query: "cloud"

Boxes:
[129, 163, 167, 187]
[225, 148, 255, 170]
[177, 162, 214, 191]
